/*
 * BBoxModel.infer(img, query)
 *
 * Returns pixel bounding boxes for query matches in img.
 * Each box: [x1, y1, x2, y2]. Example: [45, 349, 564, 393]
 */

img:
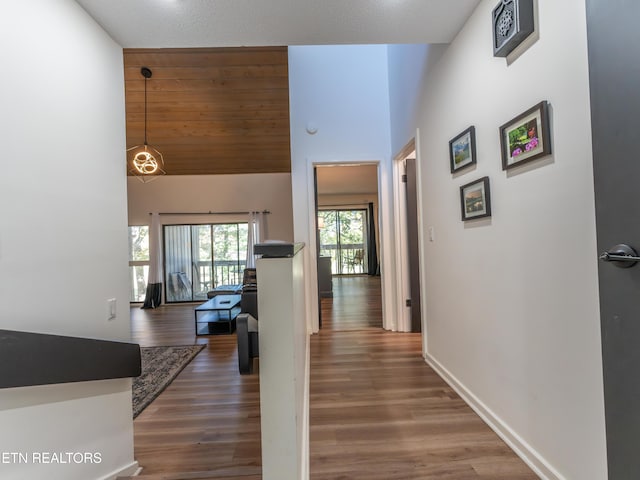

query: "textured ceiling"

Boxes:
[76, 0, 481, 48]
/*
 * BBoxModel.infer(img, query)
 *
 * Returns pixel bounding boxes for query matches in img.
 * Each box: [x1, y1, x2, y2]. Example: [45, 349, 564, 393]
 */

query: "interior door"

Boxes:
[587, 0, 640, 476]
[314, 167, 322, 329]
[405, 158, 422, 333]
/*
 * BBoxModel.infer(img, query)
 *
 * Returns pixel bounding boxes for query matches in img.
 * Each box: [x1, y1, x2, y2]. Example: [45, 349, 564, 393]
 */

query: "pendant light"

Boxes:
[127, 66, 165, 182]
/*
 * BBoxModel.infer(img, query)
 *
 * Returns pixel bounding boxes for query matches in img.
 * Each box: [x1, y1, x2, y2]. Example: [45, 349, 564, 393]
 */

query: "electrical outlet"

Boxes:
[107, 298, 117, 320]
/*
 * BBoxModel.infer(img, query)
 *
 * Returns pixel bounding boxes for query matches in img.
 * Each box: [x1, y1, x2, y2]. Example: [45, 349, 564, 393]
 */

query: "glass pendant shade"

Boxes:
[127, 143, 165, 182]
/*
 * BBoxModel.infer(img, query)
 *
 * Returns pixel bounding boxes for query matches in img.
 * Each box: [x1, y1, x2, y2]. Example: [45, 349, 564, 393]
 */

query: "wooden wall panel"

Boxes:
[124, 47, 291, 175]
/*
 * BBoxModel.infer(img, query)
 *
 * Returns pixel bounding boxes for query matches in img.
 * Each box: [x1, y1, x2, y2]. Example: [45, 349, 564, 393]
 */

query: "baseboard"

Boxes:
[96, 460, 141, 480]
[423, 353, 564, 480]
[301, 334, 311, 480]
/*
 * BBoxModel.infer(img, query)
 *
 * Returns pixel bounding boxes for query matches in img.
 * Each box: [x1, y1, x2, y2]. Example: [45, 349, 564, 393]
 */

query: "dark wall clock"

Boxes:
[492, 0, 535, 57]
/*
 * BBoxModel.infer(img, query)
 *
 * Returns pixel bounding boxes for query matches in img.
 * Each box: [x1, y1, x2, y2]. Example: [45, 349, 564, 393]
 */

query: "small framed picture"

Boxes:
[499, 101, 551, 170]
[460, 176, 491, 221]
[449, 126, 476, 173]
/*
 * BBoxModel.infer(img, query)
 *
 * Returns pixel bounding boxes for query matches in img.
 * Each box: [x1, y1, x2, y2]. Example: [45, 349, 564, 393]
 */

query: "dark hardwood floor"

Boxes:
[130, 305, 262, 480]
[128, 276, 537, 479]
[320, 275, 382, 331]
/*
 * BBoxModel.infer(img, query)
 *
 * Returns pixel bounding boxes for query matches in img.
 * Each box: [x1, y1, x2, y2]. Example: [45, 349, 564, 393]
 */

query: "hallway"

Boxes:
[311, 276, 537, 479]
[320, 275, 383, 331]
[129, 276, 536, 478]
[310, 329, 537, 479]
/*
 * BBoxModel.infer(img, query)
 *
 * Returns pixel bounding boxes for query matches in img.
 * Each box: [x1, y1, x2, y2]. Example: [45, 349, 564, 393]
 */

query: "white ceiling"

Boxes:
[75, 0, 480, 48]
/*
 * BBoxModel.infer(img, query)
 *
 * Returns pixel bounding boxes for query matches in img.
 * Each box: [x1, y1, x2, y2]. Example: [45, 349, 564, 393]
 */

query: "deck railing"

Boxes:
[319, 244, 367, 275]
[166, 259, 247, 302]
[198, 260, 246, 291]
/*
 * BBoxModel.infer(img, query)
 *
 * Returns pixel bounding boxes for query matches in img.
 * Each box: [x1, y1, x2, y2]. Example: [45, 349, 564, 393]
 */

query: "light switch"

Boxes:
[107, 298, 117, 320]
[428, 226, 435, 242]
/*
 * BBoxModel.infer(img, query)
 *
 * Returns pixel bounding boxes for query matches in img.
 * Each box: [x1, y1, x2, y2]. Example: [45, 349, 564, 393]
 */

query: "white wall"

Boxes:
[387, 1, 607, 478]
[257, 249, 309, 480]
[288, 45, 395, 332]
[127, 174, 294, 241]
[0, 1, 136, 479]
[387, 43, 446, 155]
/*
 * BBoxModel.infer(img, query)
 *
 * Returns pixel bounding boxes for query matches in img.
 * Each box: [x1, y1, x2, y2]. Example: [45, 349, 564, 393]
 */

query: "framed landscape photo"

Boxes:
[499, 101, 551, 170]
[449, 126, 476, 173]
[460, 176, 491, 221]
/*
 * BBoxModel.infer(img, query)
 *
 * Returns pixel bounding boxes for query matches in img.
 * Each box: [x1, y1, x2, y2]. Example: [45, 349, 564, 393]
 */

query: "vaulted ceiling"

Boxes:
[124, 47, 290, 175]
[80, 0, 481, 177]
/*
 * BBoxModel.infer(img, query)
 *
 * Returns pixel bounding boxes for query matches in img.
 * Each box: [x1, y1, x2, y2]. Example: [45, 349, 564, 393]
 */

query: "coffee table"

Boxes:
[195, 294, 241, 335]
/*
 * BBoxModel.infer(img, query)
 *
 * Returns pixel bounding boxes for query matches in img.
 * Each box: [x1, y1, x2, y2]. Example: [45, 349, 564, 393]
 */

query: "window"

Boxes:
[164, 223, 248, 303]
[318, 209, 368, 275]
[129, 226, 150, 302]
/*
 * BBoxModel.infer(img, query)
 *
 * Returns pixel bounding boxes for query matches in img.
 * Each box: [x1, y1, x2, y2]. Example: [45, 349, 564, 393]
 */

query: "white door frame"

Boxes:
[392, 154, 411, 332]
[304, 157, 396, 332]
[391, 132, 428, 340]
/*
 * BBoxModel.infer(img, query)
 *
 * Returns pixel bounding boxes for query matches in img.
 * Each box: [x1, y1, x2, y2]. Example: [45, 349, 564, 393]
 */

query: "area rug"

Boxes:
[132, 344, 206, 418]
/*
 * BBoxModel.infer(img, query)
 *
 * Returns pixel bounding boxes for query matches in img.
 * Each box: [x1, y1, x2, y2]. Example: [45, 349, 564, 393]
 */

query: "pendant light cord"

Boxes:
[140, 66, 153, 146]
[144, 74, 148, 145]
[129, 66, 164, 180]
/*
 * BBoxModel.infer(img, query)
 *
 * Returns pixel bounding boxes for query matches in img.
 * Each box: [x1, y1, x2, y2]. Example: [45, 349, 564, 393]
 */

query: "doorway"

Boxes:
[392, 138, 423, 333]
[314, 164, 382, 331]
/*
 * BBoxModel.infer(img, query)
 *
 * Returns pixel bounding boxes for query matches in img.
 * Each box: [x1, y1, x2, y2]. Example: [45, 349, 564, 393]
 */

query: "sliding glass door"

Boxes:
[318, 209, 368, 275]
[164, 223, 248, 303]
[192, 225, 213, 299]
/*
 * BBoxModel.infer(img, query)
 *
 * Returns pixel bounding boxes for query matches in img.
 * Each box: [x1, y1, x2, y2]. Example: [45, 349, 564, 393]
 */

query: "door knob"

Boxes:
[599, 244, 640, 268]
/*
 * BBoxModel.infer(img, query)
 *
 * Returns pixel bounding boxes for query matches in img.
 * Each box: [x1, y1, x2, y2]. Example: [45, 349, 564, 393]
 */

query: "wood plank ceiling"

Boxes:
[124, 47, 291, 175]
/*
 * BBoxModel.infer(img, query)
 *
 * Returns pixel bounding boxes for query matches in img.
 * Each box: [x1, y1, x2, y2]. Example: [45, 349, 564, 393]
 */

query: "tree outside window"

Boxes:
[129, 226, 150, 302]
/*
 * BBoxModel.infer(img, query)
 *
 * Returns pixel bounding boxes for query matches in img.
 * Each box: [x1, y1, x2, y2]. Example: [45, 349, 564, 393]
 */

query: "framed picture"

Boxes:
[460, 176, 491, 221]
[449, 126, 476, 173]
[499, 101, 551, 170]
